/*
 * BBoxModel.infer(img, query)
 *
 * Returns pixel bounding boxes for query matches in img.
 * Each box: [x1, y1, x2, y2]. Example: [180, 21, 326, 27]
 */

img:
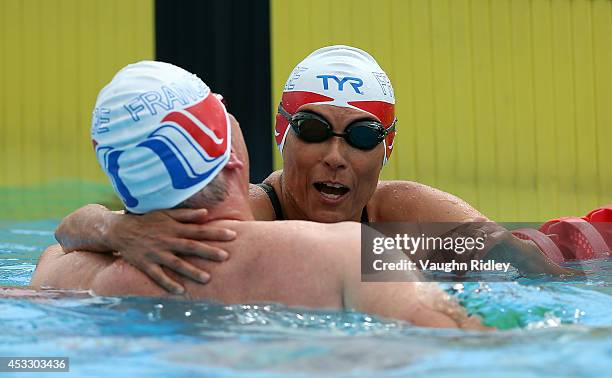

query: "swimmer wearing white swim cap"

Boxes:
[55, 46, 575, 289]
[33, 60, 487, 330]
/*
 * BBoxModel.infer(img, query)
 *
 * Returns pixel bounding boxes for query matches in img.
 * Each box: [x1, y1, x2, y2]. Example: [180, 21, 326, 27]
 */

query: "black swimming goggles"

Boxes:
[278, 104, 396, 151]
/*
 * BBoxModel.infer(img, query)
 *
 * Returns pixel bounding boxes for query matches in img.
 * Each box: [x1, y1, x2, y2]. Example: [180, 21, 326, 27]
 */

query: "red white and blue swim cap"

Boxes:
[91, 61, 232, 213]
[275, 45, 396, 164]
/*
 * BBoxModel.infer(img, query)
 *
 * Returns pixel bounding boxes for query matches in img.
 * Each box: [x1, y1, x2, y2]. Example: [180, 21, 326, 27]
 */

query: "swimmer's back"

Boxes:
[33, 221, 488, 329]
[91, 220, 358, 308]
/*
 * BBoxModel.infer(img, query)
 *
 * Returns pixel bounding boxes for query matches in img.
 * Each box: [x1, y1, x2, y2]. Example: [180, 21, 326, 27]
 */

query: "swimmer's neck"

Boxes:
[199, 176, 255, 223]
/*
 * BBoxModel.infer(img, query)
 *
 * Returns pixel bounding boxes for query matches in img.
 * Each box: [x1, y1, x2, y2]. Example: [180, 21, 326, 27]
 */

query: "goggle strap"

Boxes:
[278, 103, 293, 122]
[384, 118, 397, 136]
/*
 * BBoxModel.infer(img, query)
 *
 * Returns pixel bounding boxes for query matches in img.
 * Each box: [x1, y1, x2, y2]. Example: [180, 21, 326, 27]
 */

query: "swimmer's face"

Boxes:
[282, 104, 384, 223]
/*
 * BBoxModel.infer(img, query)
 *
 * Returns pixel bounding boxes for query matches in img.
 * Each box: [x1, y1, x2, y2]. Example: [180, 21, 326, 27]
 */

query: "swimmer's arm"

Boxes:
[54, 204, 236, 294]
[486, 233, 580, 276]
[372, 181, 486, 222]
[344, 280, 488, 330]
[440, 221, 580, 276]
[339, 225, 488, 330]
[55, 204, 121, 253]
[372, 183, 572, 275]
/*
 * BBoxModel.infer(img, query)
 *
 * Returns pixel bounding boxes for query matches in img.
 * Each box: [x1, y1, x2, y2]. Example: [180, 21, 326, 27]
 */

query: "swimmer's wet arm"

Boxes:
[339, 226, 488, 330]
[488, 235, 581, 276]
[372, 181, 487, 222]
[342, 267, 487, 330]
[55, 204, 121, 253]
[451, 221, 581, 276]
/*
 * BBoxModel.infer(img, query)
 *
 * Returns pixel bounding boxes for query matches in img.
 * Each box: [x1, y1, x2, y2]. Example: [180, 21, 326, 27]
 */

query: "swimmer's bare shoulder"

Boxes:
[261, 170, 282, 186]
[30, 245, 63, 287]
[247, 170, 283, 221]
[96, 220, 355, 303]
[30, 244, 165, 297]
[227, 219, 358, 272]
[32, 220, 354, 301]
[230, 219, 357, 288]
[248, 183, 276, 221]
[31, 244, 115, 290]
[368, 180, 485, 222]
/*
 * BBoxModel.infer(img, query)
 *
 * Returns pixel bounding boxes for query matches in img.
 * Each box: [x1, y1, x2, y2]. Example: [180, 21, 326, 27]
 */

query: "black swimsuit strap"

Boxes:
[257, 183, 370, 223]
[361, 206, 369, 223]
[257, 183, 285, 220]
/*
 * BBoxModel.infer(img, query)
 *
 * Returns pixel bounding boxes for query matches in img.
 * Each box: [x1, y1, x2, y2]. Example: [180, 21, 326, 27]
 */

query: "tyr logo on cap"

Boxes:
[316, 75, 364, 94]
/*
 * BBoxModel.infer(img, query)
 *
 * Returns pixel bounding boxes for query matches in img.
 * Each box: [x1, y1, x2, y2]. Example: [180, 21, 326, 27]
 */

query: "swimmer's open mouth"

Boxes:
[314, 182, 350, 200]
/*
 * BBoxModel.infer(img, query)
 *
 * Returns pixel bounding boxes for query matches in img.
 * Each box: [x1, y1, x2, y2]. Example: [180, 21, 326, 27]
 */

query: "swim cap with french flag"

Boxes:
[91, 61, 231, 213]
[276, 45, 396, 164]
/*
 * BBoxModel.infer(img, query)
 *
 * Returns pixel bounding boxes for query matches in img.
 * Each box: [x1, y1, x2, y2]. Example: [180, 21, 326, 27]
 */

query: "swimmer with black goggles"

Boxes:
[278, 104, 396, 151]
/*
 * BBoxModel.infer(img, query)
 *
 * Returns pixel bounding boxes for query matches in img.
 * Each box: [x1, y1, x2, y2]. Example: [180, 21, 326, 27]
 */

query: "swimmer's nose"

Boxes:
[322, 137, 348, 170]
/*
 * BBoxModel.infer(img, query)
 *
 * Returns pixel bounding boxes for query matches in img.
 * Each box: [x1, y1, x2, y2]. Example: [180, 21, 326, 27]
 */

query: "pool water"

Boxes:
[1, 220, 611, 377]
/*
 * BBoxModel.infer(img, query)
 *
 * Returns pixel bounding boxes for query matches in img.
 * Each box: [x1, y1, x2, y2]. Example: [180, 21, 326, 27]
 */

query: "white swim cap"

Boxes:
[91, 61, 232, 213]
[275, 45, 396, 164]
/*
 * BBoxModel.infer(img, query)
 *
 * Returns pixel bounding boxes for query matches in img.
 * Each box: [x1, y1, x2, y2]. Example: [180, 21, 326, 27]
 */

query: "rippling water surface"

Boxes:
[0, 220, 610, 377]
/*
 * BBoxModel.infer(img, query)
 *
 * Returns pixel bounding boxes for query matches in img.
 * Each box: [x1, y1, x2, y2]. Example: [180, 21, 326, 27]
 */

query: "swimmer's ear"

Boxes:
[225, 152, 244, 170]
